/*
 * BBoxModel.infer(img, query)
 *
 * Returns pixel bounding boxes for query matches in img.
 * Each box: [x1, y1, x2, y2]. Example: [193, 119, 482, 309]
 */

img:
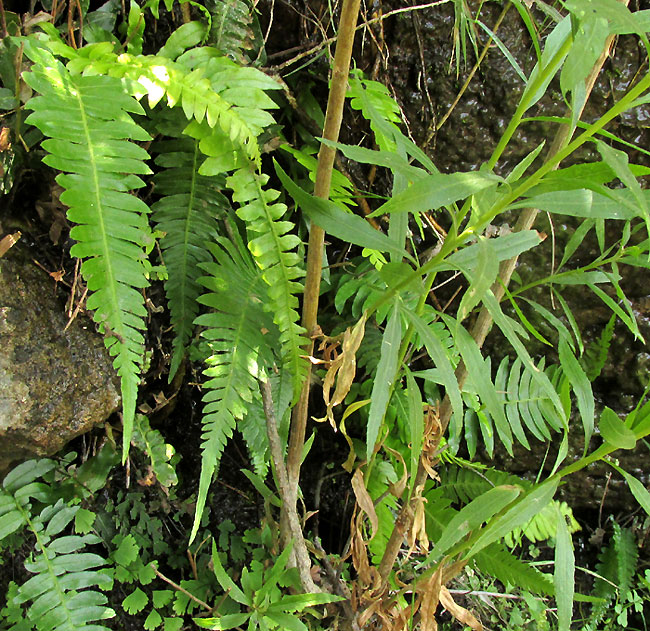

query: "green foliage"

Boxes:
[22, 41, 154, 455]
[150, 123, 228, 380]
[5, 1, 650, 629]
[0, 461, 114, 631]
[190, 233, 275, 543]
[194, 541, 342, 631]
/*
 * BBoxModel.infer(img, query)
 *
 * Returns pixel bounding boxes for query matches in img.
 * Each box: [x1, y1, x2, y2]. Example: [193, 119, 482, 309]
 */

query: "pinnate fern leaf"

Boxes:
[22, 42, 153, 456]
[151, 129, 229, 380]
[206, 0, 259, 61]
[190, 236, 274, 543]
[228, 166, 308, 398]
[1, 462, 114, 631]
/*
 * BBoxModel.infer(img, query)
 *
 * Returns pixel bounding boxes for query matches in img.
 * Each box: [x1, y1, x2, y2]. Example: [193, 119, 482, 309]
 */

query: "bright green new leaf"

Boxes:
[194, 613, 251, 630]
[554, 513, 575, 631]
[599, 407, 637, 450]
[210, 541, 249, 605]
[368, 171, 499, 217]
[367, 300, 402, 461]
[434, 485, 522, 560]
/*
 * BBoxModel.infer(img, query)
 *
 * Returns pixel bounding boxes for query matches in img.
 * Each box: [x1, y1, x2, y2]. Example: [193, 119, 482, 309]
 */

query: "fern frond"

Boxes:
[206, 0, 260, 62]
[227, 166, 308, 398]
[151, 127, 229, 380]
[1, 461, 114, 631]
[190, 236, 274, 543]
[22, 42, 153, 455]
[475, 543, 554, 596]
[132, 414, 178, 488]
[64, 45, 280, 166]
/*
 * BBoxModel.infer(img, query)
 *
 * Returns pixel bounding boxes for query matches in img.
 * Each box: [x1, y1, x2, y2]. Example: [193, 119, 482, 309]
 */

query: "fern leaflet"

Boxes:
[22, 41, 154, 456]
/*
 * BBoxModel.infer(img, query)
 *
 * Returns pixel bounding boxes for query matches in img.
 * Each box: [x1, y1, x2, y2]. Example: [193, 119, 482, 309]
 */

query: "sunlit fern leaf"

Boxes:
[474, 542, 554, 596]
[1, 462, 114, 631]
[190, 235, 274, 543]
[227, 166, 308, 400]
[206, 0, 260, 62]
[22, 42, 153, 457]
[151, 127, 229, 381]
[63, 45, 279, 166]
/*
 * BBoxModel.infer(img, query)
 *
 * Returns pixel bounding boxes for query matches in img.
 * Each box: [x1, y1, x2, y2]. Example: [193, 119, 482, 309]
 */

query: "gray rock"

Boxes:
[0, 246, 120, 471]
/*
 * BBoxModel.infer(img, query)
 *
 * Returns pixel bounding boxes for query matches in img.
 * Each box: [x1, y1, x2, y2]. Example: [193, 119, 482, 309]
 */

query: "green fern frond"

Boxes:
[190, 236, 274, 543]
[206, 0, 260, 62]
[1, 461, 114, 631]
[22, 42, 154, 456]
[475, 542, 554, 596]
[62, 46, 279, 166]
[611, 522, 638, 599]
[151, 128, 229, 380]
[227, 166, 308, 398]
[582, 314, 616, 382]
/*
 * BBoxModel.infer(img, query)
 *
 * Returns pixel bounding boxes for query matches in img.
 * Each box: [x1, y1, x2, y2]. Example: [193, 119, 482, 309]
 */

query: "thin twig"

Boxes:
[151, 564, 213, 612]
[271, 0, 450, 72]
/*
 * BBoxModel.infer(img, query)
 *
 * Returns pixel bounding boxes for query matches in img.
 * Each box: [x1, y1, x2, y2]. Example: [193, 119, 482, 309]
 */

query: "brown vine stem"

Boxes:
[378, 18, 623, 586]
[286, 0, 362, 507]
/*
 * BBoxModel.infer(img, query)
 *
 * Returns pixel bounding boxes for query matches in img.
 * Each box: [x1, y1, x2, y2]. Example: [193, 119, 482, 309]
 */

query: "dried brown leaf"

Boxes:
[351, 468, 379, 540]
[440, 586, 482, 631]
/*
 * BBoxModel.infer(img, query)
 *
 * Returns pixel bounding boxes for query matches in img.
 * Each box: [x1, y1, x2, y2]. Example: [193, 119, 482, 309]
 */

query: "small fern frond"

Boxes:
[206, 0, 260, 62]
[1, 461, 114, 631]
[227, 166, 308, 398]
[475, 542, 554, 596]
[190, 236, 274, 543]
[22, 42, 154, 456]
[151, 126, 229, 380]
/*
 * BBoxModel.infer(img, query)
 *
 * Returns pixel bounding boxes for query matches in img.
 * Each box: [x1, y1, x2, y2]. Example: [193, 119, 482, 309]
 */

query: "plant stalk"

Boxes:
[286, 0, 362, 503]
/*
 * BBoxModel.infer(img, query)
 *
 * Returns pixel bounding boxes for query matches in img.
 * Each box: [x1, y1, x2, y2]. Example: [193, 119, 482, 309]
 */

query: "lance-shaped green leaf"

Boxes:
[275, 162, 411, 262]
[558, 334, 594, 450]
[468, 478, 560, 557]
[368, 171, 500, 217]
[366, 300, 402, 461]
[554, 512, 575, 631]
[432, 485, 522, 561]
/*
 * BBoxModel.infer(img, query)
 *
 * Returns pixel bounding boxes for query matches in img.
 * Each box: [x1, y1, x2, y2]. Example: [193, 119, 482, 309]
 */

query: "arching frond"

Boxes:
[22, 42, 153, 455]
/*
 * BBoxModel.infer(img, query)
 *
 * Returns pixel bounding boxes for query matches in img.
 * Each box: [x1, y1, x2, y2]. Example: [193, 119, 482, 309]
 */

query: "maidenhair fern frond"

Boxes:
[190, 235, 274, 543]
[151, 125, 230, 381]
[23, 42, 153, 455]
[227, 166, 308, 398]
